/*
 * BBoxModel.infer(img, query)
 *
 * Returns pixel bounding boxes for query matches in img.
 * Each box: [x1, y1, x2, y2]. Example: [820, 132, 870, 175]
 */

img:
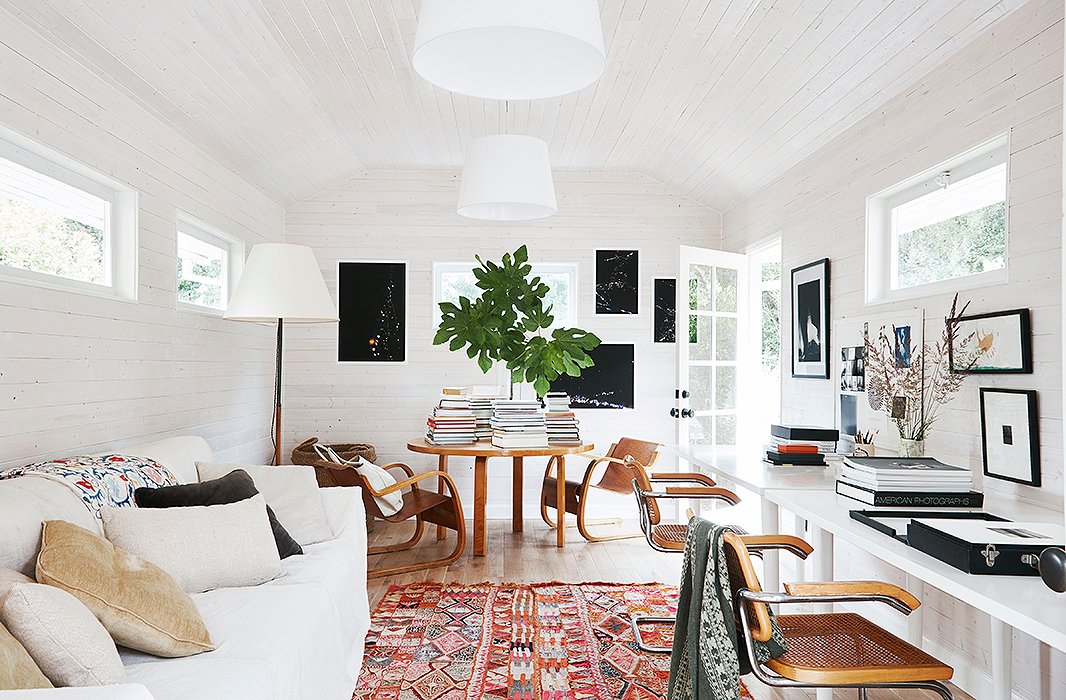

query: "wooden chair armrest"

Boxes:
[372, 470, 453, 497]
[650, 472, 717, 487]
[782, 581, 921, 612]
[739, 535, 814, 560]
[661, 486, 740, 505]
[383, 463, 416, 477]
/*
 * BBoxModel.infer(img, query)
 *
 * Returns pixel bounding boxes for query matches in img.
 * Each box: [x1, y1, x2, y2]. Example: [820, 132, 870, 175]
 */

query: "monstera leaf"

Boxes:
[434, 246, 600, 396]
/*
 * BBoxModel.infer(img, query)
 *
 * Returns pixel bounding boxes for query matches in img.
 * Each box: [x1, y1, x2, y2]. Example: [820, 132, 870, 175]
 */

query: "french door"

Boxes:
[675, 245, 749, 447]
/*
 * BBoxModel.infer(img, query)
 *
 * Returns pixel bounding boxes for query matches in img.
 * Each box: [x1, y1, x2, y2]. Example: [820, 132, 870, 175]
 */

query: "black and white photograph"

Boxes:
[980, 388, 1040, 486]
[337, 261, 407, 362]
[653, 278, 676, 343]
[549, 343, 635, 409]
[595, 249, 639, 315]
[791, 258, 830, 378]
[840, 346, 866, 392]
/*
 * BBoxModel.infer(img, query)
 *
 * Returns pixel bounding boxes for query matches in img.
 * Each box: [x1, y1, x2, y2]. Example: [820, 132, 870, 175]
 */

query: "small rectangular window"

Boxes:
[0, 129, 137, 299]
[433, 261, 577, 329]
[867, 134, 1009, 303]
[176, 215, 243, 313]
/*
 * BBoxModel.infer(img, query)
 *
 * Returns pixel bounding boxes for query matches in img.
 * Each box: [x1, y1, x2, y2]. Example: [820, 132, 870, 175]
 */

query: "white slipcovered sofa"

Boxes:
[0, 436, 370, 700]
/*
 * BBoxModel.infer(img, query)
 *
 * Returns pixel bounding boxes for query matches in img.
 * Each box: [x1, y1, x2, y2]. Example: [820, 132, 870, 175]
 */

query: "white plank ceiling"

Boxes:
[0, 0, 1030, 209]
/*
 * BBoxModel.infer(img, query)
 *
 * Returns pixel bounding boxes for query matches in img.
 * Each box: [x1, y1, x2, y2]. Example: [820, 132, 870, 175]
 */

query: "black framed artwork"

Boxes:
[653, 278, 676, 343]
[980, 388, 1040, 486]
[337, 261, 407, 362]
[549, 343, 635, 409]
[791, 258, 830, 379]
[949, 308, 1032, 374]
[595, 249, 639, 315]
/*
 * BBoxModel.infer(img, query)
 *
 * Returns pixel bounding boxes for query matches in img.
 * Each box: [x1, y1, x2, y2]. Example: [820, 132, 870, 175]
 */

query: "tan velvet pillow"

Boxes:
[0, 621, 52, 690]
[35, 520, 215, 658]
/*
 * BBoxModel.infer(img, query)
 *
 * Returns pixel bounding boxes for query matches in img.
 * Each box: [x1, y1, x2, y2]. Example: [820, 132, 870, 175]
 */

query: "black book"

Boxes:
[766, 450, 826, 465]
[770, 424, 839, 442]
[836, 480, 983, 508]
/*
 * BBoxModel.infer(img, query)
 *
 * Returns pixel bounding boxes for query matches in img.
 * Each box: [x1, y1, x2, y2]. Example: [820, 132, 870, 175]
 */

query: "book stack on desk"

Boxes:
[491, 399, 549, 449]
[426, 393, 477, 445]
[765, 425, 839, 466]
[544, 392, 582, 446]
[468, 394, 496, 441]
[837, 455, 982, 507]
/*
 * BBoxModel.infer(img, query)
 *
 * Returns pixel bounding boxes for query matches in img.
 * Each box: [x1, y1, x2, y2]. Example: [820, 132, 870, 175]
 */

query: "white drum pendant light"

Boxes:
[458, 135, 557, 221]
[413, 0, 606, 100]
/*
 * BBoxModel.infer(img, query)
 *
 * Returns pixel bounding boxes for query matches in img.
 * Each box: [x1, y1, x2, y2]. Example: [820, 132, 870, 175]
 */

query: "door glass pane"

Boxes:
[715, 317, 737, 361]
[716, 366, 736, 410]
[715, 267, 737, 312]
[716, 415, 737, 445]
[689, 366, 713, 412]
[689, 415, 715, 445]
[689, 264, 714, 310]
[689, 315, 712, 360]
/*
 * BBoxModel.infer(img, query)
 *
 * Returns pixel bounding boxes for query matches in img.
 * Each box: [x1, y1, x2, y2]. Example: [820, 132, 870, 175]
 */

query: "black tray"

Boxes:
[849, 509, 1009, 545]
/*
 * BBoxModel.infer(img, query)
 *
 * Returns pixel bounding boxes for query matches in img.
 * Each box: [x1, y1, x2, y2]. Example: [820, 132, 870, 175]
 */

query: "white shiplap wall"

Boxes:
[283, 170, 721, 517]
[0, 7, 284, 468]
[722, 1, 1065, 698]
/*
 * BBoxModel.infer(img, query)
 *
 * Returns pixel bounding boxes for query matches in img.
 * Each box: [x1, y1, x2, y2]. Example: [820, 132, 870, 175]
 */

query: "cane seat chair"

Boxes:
[311, 458, 465, 579]
[723, 531, 955, 699]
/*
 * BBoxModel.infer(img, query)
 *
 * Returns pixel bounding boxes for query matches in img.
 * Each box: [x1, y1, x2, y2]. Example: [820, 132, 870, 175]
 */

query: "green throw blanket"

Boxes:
[667, 517, 787, 700]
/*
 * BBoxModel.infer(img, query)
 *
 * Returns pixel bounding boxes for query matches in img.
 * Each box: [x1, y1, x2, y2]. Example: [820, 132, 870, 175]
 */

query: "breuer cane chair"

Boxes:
[724, 531, 955, 699]
[541, 437, 726, 542]
[310, 457, 465, 579]
[629, 464, 743, 652]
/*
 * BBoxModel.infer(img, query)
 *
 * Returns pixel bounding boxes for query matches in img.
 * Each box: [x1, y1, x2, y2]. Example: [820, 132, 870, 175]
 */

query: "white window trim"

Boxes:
[175, 213, 244, 316]
[432, 261, 579, 330]
[0, 125, 138, 301]
[865, 133, 1010, 305]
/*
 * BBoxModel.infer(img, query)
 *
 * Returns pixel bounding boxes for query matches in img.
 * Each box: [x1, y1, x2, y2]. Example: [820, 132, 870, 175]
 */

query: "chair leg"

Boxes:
[631, 615, 674, 653]
[368, 526, 465, 579]
[575, 481, 641, 542]
[368, 517, 425, 556]
[540, 457, 560, 528]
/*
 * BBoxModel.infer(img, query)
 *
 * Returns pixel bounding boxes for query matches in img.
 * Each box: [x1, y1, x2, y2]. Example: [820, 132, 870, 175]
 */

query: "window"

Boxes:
[866, 134, 1008, 302]
[176, 215, 243, 312]
[743, 240, 781, 446]
[433, 261, 577, 328]
[0, 129, 137, 299]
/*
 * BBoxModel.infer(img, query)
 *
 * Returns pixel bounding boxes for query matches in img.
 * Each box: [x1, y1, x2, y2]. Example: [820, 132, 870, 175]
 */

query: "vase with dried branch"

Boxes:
[864, 295, 972, 457]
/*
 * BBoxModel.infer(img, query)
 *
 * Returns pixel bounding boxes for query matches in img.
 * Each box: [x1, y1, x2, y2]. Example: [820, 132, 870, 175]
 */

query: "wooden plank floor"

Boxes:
[366, 518, 971, 700]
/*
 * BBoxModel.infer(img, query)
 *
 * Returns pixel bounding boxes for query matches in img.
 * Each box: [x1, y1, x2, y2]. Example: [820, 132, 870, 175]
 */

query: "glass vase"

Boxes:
[898, 438, 925, 458]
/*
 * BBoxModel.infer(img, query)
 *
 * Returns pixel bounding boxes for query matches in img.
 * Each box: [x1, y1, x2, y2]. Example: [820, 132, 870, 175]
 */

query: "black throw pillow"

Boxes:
[134, 469, 303, 559]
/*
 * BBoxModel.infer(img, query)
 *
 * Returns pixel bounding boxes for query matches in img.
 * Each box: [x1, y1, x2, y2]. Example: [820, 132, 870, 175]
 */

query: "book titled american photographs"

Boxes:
[837, 455, 978, 506]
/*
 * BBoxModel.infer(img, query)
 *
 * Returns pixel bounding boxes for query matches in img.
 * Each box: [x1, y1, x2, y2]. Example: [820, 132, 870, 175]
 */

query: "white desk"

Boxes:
[766, 489, 1066, 700]
[662, 444, 837, 591]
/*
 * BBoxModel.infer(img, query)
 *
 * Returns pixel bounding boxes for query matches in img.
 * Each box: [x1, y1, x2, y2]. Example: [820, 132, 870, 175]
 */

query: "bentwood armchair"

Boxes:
[723, 531, 955, 699]
[311, 458, 465, 579]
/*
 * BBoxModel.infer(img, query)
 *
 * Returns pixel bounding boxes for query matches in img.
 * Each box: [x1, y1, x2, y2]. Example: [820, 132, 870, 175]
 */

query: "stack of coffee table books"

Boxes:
[837, 455, 983, 507]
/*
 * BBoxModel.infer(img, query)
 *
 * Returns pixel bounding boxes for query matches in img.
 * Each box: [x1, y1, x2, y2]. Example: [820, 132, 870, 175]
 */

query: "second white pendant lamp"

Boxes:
[413, 0, 606, 101]
[457, 135, 557, 221]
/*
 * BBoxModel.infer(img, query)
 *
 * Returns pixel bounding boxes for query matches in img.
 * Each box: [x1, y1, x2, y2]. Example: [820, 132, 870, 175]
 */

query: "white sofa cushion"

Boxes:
[195, 464, 333, 546]
[100, 496, 282, 594]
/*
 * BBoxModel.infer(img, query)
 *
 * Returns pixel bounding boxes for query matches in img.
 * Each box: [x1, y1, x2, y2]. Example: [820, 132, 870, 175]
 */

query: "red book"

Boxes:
[776, 444, 819, 454]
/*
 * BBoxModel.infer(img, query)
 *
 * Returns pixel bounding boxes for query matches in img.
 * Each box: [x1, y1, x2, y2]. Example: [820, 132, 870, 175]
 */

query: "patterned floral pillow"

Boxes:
[0, 455, 177, 517]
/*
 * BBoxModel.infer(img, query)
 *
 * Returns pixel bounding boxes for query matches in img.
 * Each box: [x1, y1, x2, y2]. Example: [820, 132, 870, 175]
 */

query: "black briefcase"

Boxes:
[907, 518, 1064, 576]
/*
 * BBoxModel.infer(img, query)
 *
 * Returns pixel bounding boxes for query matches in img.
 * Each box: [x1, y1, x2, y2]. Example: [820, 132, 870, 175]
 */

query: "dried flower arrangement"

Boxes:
[865, 295, 974, 448]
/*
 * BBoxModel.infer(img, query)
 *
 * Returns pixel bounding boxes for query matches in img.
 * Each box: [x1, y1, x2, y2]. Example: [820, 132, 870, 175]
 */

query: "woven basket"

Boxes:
[291, 437, 377, 488]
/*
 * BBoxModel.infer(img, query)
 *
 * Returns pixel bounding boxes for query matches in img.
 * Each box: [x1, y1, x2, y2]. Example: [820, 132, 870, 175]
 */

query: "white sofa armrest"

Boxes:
[0, 685, 154, 699]
[319, 486, 367, 539]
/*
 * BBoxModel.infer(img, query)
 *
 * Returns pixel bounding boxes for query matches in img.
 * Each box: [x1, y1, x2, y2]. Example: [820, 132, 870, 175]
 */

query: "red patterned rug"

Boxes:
[355, 581, 751, 699]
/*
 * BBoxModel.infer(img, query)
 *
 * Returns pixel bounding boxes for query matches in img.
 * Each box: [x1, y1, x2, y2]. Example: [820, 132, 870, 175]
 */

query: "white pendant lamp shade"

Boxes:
[413, 0, 606, 100]
[458, 135, 557, 221]
[224, 243, 337, 323]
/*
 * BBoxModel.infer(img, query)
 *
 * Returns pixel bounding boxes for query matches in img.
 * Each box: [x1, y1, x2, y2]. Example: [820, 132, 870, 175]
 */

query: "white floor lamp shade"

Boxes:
[458, 135, 557, 221]
[413, 0, 606, 100]
[225, 243, 337, 323]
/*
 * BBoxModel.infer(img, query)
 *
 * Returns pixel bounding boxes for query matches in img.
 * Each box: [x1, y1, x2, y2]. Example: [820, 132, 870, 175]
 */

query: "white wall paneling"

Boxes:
[0, 6, 284, 468]
[284, 170, 721, 517]
[722, 2, 1065, 698]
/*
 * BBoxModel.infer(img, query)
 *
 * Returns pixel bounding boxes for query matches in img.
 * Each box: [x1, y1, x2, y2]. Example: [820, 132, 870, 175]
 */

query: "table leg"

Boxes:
[905, 574, 924, 647]
[760, 499, 781, 593]
[556, 455, 566, 548]
[792, 513, 807, 582]
[512, 457, 524, 533]
[473, 456, 488, 556]
[991, 617, 1013, 700]
[436, 455, 449, 541]
[811, 524, 834, 619]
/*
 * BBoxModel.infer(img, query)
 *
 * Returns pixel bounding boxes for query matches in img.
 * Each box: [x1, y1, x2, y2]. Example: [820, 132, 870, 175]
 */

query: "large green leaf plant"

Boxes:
[433, 246, 601, 396]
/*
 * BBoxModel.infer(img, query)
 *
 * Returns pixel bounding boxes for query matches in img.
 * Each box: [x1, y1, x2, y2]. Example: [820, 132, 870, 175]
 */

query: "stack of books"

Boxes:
[837, 455, 982, 507]
[426, 391, 477, 445]
[765, 424, 839, 466]
[490, 399, 548, 449]
[544, 392, 581, 446]
[468, 394, 496, 441]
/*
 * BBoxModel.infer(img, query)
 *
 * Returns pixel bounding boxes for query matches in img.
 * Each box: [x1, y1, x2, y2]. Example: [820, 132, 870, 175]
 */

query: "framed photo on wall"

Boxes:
[595, 249, 639, 315]
[337, 261, 407, 362]
[980, 388, 1040, 486]
[549, 343, 635, 409]
[949, 308, 1032, 374]
[791, 258, 830, 379]
[653, 278, 676, 343]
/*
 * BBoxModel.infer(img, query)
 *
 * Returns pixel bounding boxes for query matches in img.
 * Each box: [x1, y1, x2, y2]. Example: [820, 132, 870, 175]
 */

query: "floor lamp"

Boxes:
[225, 243, 337, 465]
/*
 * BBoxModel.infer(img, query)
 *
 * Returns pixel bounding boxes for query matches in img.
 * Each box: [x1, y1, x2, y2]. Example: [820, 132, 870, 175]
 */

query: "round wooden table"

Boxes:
[407, 438, 595, 556]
